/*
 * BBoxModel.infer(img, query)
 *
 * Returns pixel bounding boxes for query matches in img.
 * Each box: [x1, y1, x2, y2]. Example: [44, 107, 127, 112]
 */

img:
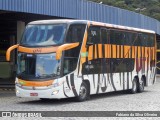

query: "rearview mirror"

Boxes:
[6, 44, 19, 61]
[56, 42, 79, 60]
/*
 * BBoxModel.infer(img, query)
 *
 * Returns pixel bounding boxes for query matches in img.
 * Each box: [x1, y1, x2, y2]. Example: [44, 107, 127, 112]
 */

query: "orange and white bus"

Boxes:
[6, 19, 156, 101]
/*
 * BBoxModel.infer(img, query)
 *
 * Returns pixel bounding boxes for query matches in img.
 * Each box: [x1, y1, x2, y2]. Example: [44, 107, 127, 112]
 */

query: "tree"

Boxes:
[88, 0, 160, 21]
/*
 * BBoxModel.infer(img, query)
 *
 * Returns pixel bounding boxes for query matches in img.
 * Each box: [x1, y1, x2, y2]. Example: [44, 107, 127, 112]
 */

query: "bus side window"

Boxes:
[116, 31, 124, 45]
[63, 48, 79, 75]
[110, 30, 124, 45]
[110, 30, 115, 44]
[87, 26, 100, 45]
[148, 34, 155, 47]
[101, 28, 108, 44]
[140, 33, 147, 46]
[128, 32, 136, 46]
[66, 24, 86, 43]
[140, 33, 155, 47]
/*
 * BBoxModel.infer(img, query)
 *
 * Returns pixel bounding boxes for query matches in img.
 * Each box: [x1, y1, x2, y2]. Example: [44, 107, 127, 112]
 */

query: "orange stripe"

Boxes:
[107, 44, 110, 58]
[105, 44, 107, 58]
[98, 44, 103, 58]
[109, 44, 111, 58]
[142, 47, 144, 58]
[124, 46, 127, 58]
[18, 46, 58, 53]
[18, 79, 54, 87]
[152, 47, 155, 60]
[128, 46, 131, 58]
[112, 45, 116, 58]
[138, 46, 141, 58]
[88, 45, 93, 61]
[117, 45, 119, 58]
[121, 45, 123, 58]
[132, 46, 135, 58]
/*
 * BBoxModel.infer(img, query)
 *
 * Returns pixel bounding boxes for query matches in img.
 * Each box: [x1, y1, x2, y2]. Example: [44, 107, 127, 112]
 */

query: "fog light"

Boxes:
[52, 90, 59, 95]
[16, 89, 19, 94]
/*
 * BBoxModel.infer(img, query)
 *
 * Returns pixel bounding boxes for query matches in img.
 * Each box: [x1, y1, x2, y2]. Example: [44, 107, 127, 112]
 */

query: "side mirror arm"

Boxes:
[56, 42, 79, 60]
[6, 44, 19, 61]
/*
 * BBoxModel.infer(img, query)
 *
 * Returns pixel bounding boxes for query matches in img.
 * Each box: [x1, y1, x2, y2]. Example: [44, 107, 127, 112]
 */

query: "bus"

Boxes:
[6, 19, 156, 101]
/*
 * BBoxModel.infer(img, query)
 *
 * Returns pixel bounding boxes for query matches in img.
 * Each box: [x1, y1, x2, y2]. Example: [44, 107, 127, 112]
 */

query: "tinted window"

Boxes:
[110, 30, 137, 46]
[87, 26, 100, 44]
[134, 33, 142, 46]
[101, 28, 109, 44]
[66, 24, 86, 43]
[110, 30, 124, 45]
[134, 33, 155, 47]
[63, 46, 81, 75]
[148, 34, 155, 47]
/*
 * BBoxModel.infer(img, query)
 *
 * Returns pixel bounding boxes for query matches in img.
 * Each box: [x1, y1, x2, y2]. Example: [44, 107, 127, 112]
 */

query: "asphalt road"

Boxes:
[0, 77, 160, 120]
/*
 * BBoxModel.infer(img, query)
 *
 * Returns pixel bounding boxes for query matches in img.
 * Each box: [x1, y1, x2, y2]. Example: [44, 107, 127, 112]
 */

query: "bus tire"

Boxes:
[137, 77, 145, 93]
[130, 78, 138, 94]
[76, 82, 89, 102]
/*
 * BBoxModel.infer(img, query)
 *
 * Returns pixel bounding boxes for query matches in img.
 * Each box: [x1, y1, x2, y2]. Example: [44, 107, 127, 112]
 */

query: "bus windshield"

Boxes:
[17, 53, 61, 79]
[21, 24, 67, 46]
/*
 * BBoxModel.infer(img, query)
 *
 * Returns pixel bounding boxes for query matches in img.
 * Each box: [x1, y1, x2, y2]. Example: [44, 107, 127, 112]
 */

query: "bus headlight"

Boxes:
[52, 90, 59, 95]
[52, 80, 65, 87]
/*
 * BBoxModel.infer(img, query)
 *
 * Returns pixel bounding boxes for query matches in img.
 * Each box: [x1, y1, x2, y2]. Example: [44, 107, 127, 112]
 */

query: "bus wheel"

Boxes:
[130, 78, 138, 94]
[76, 82, 89, 102]
[137, 77, 145, 93]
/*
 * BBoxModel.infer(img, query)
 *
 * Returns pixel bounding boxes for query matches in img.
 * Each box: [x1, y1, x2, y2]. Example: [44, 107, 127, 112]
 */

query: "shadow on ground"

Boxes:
[16, 90, 151, 105]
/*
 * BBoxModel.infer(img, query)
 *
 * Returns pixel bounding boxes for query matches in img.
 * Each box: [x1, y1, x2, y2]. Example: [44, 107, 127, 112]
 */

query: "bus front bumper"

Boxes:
[15, 85, 65, 99]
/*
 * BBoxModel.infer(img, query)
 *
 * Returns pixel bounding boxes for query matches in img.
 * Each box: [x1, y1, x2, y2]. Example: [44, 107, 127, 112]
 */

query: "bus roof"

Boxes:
[29, 19, 155, 34]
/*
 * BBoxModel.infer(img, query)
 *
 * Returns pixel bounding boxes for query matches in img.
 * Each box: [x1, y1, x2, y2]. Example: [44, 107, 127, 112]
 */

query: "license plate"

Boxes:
[30, 93, 38, 96]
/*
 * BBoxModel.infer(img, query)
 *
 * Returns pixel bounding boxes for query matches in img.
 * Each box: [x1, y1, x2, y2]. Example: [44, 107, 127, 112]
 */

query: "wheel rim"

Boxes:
[79, 85, 87, 99]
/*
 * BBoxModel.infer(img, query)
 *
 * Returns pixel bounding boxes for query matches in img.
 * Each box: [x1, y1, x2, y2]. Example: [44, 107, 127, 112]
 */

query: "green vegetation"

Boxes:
[88, 0, 160, 21]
